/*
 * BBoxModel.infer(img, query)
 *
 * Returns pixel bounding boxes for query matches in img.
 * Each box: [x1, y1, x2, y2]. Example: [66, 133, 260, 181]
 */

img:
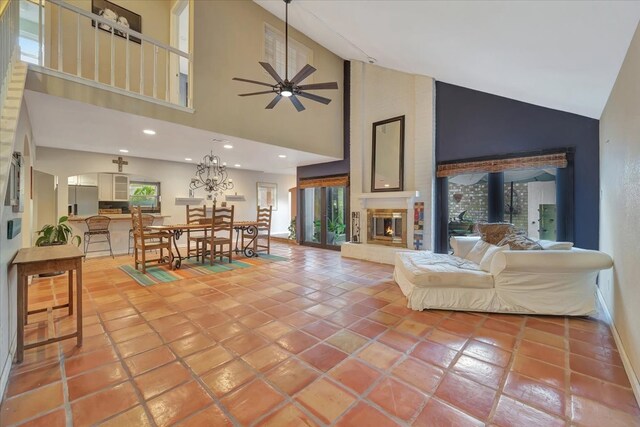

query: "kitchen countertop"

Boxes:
[68, 214, 170, 222]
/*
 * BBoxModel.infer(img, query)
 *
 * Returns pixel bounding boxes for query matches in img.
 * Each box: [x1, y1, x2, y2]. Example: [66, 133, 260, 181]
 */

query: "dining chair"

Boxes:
[186, 205, 208, 260]
[132, 206, 173, 273]
[84, 215, 114, 258]
[203, 205, 234, 265]
[128, 213, 155, 255]
[242, 205, 273, 255]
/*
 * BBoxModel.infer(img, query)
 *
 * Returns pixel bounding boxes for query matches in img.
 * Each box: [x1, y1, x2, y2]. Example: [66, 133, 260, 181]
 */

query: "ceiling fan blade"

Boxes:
[265, 95, 283, 109]
[297, 82, 339, 91]
[290, 64, 316, 85]
[259, 62, 284, 84]
[232, 77, 275, 88]
[239, 90, 275, 97]
[297, 91, 332, 105]
[289, 95, 306, 112]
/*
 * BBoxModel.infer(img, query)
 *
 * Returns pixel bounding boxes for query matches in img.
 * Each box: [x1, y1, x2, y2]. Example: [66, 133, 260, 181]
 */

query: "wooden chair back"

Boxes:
[256, 206, 272, 233]
[186, 205, 207, 224]
[211, 205, 234, 238]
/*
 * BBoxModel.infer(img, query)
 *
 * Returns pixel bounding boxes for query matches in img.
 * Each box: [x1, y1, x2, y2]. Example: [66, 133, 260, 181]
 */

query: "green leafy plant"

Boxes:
[35, 216, 81, 247]
[328, 218, 346, 235]
[288, 217, 297, 240]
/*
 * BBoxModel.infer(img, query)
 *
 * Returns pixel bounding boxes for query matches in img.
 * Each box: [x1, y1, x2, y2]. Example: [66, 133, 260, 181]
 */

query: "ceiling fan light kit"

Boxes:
[233, 0, 338, 112]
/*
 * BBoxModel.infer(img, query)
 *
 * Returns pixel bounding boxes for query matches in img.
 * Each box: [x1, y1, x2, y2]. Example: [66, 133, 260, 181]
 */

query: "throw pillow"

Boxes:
[498, 233, 543, 250]
[465, 239, 493, 264]
[479, 244, 509, 272]
[475, 223, 517, 245]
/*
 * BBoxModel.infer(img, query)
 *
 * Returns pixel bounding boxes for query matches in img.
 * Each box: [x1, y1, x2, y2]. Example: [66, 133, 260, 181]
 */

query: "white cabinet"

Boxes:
[79, 174, 98, 186]
[112, 174, 129, 201]
[98, 174, 113, 201]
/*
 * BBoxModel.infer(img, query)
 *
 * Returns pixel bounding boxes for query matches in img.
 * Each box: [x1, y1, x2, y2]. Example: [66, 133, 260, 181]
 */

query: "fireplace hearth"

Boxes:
[367, 209, 407, 246]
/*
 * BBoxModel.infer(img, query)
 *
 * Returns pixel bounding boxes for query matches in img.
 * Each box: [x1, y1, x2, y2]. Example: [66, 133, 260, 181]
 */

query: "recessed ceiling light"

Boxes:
[143, 129, 156, 135]
[384, 184, 390, 187]
[278, 154, 287, 158]
[223, 162, 227, 166]
[234, 164, 241, 168]
[119, 149, 129, 153]
[184, 157, 192, 161]
[223, 144, 233, 149]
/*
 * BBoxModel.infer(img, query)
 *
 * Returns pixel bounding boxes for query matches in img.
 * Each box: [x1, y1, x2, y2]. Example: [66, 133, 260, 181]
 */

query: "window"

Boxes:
[129, 181, 161, 213]
[263, 23, 312, 80]
[19, 0, 43, 65]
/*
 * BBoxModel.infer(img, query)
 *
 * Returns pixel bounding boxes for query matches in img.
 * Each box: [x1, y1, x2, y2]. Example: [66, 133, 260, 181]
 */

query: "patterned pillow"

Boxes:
[475, 223, 517, 245]
[498, 233, 543, 250]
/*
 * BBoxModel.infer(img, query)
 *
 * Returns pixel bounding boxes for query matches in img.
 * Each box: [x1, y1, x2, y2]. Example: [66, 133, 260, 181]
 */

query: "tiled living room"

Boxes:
[1, 0, 640, 426]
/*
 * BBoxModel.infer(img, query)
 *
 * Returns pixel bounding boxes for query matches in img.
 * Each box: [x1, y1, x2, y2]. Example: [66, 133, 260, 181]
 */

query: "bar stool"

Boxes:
[84, 215, 114, 258]
[128, 213, 155, 255]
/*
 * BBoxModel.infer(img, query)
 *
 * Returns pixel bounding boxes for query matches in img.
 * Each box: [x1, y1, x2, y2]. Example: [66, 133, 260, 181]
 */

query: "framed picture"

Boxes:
[257, 182, 277, 211]
[4, 153, 24, 213]
[92, 0, 142, 44]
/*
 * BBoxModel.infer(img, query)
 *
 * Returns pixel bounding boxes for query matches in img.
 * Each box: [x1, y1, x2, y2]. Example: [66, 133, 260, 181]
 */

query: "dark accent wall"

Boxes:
[435, 82, 599, 250]
[295, 61, 351, 241]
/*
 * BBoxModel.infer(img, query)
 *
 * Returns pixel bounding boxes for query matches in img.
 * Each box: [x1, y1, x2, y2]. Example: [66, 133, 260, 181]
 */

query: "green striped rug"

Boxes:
[120, 254, 288, 286]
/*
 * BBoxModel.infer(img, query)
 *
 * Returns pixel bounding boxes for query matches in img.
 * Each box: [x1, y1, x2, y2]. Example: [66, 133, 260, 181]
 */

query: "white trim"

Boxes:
[27, 65, 195, 114]
[596, 287, 640, 405]
[0, 334, 16, 401]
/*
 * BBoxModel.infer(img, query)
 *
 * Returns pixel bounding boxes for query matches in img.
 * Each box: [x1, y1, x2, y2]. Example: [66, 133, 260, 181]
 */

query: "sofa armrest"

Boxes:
[490, 248, 613, 276]
[450, 236, 480, 258]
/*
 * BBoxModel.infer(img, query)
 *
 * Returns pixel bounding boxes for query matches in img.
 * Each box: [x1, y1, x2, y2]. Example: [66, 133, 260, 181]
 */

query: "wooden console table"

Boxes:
[12, 245, 84, 363]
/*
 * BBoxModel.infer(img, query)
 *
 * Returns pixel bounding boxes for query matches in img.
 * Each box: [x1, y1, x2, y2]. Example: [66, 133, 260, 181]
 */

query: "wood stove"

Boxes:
[367, 209, 407, 247]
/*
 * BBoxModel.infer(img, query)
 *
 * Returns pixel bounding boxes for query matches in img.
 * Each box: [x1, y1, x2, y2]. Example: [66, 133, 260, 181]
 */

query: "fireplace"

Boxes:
[367, 209, 407, 247]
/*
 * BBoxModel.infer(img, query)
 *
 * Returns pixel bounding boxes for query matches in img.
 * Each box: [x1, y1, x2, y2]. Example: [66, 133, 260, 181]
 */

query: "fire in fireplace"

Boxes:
[367, 209, 407, 246]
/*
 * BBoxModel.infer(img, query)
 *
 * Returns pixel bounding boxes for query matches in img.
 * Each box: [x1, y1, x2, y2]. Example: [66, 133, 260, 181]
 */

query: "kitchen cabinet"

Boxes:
[113, 175, 129, 201]
[98, 174, 112, 201]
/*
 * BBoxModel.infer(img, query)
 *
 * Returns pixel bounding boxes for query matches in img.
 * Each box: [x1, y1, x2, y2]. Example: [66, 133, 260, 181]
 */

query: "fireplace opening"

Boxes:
[367, 209, 407, 246]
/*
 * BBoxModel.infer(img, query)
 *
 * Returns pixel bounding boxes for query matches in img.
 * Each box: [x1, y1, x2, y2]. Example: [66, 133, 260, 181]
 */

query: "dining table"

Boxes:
[148, 220, 260, 269]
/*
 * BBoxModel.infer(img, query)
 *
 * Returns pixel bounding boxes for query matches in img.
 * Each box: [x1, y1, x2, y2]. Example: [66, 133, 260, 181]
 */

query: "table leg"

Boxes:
[76, 261, 83, 348]
[243, 225, 259, 258]
[16, 269, 25, 363]
[234, 228, 241, 254]
[23, 273, 28, 325]
[172, 230, 183, 269]
[68, 269, 73, 316]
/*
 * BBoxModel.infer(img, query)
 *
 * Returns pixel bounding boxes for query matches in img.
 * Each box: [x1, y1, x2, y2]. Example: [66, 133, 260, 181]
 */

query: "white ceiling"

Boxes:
[255, 0, 640, 118]
[24, 90, 338, 175]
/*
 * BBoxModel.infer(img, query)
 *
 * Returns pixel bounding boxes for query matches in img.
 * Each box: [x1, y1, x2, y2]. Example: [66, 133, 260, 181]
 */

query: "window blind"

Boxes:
[299, 175, 349, 189]
[436, 153, 567, 178]
[264, 23, 311, 80]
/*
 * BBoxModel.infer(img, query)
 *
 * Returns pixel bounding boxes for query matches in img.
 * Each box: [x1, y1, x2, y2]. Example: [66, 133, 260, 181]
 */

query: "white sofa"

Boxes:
[393, 236, 613, 316]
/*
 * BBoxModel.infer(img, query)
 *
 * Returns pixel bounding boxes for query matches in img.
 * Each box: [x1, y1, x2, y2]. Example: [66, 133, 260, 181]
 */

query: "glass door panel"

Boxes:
[303, 187, 322, 244]
[326, 186, 347, 247]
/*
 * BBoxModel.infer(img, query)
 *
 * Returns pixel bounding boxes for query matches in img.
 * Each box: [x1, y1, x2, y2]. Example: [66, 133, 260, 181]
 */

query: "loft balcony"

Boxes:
[20, 0, 192, 111]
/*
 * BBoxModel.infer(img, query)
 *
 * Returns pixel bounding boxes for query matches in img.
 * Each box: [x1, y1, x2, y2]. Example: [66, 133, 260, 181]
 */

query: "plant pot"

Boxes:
[327, 232, 335, 245]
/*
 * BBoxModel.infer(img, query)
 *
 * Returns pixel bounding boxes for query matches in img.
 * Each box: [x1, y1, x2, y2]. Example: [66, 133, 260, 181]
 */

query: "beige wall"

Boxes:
[350, 62, 435, 248]
[599, 23, 640, 392]
[27, 0, 344, 159]
[0, 102, 36, 396]
[34, 147, 296, 235]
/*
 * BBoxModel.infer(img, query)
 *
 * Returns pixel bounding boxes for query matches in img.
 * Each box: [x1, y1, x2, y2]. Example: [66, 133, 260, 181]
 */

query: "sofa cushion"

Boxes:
[476, 223, 517, 245]
[498, 233, 543, 250]
[465, 239, 493, 264]
[395, 252, 494, 289]
[479, 244, 509, 272]
[538, 240, 573, 250]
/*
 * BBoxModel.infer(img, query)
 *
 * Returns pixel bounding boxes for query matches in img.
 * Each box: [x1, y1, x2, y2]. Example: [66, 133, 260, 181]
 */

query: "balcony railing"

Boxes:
[24, 0, 192, 110]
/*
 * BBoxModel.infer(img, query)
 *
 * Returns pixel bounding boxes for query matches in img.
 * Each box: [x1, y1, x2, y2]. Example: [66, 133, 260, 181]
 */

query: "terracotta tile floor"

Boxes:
[2, 243, 639, 426]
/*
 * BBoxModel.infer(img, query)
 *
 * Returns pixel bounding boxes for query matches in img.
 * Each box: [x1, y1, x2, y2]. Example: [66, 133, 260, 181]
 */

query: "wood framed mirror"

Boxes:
[371, 115, 405, 192]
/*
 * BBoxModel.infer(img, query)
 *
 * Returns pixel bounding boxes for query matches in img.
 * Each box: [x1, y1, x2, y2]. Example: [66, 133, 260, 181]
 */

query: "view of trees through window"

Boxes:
[129, 182, 160, 212]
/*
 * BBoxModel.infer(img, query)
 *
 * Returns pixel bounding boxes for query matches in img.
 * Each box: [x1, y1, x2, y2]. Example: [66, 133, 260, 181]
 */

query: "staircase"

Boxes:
[0, 0, 26, 212]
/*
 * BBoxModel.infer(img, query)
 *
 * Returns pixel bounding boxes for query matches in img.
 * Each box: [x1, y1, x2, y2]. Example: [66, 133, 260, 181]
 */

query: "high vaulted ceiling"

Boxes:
[255, 0, 640, 118]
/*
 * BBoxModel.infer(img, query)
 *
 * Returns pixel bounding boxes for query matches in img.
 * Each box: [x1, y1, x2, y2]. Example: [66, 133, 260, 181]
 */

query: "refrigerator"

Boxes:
[68, 186, 99, 216]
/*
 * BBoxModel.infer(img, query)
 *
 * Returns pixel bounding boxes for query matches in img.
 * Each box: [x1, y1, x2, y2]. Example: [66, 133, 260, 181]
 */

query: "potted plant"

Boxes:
[35, 216, 81, 247]
[327, 218, 346, 246]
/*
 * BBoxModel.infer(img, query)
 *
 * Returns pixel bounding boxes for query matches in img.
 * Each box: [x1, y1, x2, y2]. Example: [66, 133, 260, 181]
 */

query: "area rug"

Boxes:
[119, 254, 288, 286]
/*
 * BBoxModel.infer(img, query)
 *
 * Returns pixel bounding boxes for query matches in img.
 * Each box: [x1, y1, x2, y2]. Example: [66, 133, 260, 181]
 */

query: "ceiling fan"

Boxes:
[232, 0, 338, 112]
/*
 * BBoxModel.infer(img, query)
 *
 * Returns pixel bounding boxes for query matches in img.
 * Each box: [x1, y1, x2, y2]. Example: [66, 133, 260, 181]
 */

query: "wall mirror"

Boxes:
[372, 115, 405, 192]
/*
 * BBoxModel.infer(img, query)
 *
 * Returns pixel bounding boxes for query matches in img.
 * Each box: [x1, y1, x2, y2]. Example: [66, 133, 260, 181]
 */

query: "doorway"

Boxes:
[301, 185, 348, 249]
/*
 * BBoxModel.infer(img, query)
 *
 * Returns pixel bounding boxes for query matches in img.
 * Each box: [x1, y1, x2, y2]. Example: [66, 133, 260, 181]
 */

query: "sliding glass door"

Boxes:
[302, 185, 347, 249]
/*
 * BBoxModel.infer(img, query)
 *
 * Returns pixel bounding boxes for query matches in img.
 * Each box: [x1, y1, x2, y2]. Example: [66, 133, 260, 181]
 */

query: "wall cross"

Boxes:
[112, 156, 128, 172]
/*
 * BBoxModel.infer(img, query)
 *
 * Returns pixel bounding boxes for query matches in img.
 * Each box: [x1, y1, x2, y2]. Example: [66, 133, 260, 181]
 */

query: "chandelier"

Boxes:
[189, 149, 234, 199]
